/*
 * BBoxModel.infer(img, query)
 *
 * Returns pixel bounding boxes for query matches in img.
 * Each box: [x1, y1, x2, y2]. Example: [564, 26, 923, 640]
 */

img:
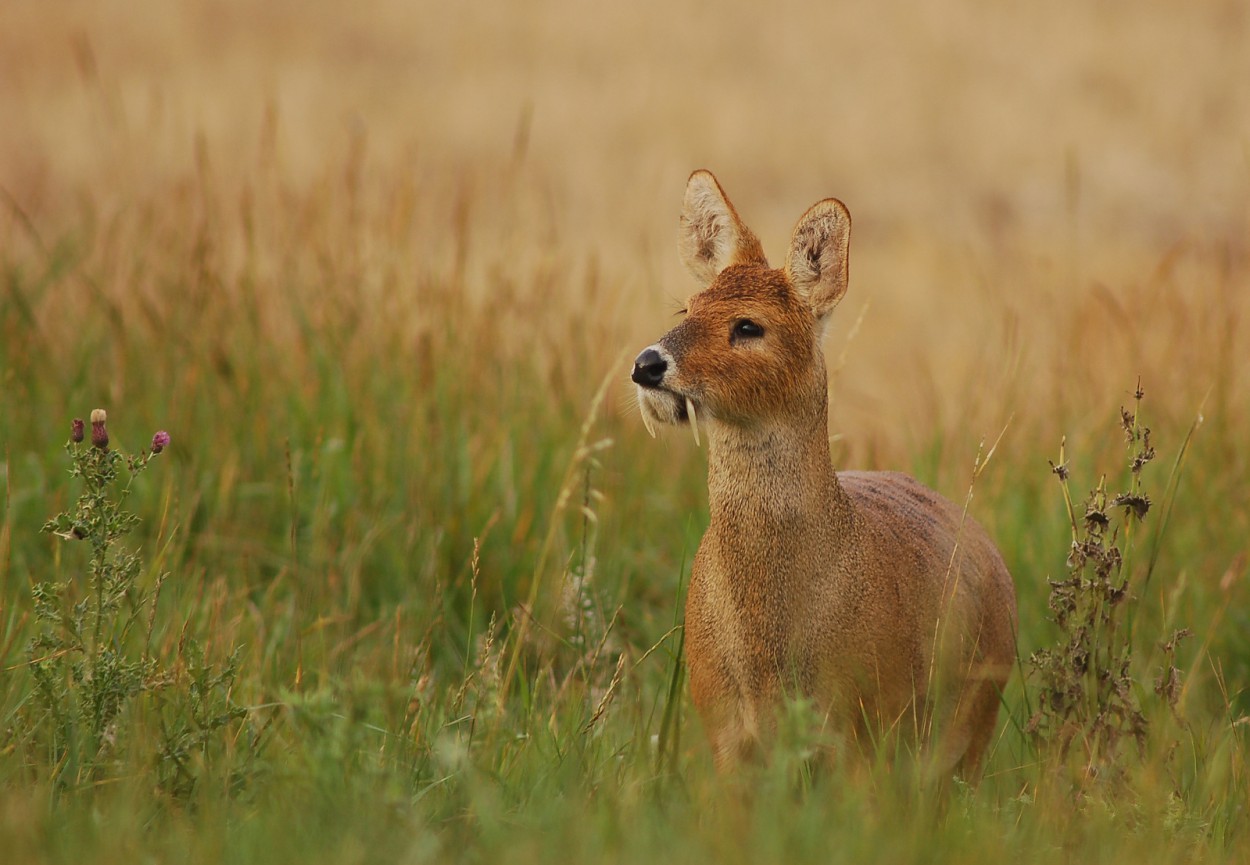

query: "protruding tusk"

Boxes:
[640, 405, 657, 438]
[686, 397, 701, 447]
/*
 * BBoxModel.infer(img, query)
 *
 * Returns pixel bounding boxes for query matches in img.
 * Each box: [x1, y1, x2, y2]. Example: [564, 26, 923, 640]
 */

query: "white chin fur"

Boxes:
[637, 387, 693, 441]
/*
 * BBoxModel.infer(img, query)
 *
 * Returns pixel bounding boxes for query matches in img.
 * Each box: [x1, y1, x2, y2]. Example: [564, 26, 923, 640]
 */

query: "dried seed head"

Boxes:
[71, 418, 85, 443]
[90, 409, 108, 449]
[1110, 492, 1151, 520]
[151, 430, 171, 454]
[1120, 407, 1135, 438]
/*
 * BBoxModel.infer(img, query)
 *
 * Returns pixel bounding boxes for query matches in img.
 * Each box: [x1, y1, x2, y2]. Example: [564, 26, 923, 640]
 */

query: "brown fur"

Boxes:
[633, 170, 1017, 777]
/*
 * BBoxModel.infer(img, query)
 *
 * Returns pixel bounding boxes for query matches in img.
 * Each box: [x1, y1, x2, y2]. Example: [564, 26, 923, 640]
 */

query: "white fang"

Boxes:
[640, 404, 657, 438]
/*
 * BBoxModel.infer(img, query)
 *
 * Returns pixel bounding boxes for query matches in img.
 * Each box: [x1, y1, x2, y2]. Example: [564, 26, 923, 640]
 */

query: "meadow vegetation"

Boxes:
[1, 1, 1248, 862]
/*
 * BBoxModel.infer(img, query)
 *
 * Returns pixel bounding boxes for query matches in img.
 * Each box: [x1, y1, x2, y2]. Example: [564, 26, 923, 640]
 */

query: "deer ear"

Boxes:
[678, 170, 767, 286]
[785, 198, 851, 321]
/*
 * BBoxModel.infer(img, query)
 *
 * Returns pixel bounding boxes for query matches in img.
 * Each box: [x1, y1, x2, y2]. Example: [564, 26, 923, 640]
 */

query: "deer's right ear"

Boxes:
[678, 170, 767, 286]
[785, 198, 851, 321]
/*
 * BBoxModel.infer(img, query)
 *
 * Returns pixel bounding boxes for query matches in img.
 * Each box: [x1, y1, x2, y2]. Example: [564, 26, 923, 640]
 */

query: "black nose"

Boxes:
[631, 348, 667, 388]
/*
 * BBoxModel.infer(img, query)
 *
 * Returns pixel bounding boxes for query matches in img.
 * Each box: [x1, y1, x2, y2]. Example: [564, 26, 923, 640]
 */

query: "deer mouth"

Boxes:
[636, 386, 701, 446]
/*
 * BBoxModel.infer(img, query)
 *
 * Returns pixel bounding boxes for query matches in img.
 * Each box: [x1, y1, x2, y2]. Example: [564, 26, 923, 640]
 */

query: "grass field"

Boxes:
[2, 1, 1248, 862]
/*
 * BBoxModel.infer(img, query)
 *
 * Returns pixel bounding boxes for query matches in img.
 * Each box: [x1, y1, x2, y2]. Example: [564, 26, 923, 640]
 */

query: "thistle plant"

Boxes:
[24, 410, 245, 794]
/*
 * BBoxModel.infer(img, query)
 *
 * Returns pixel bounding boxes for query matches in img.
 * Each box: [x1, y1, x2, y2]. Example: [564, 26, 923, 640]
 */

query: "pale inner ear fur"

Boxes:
[678, 170, 767, 286]
[785, 199, 851, 321]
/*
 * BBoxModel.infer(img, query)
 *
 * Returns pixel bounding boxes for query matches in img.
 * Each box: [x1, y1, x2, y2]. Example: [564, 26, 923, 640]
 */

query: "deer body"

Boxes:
[633, 171, 1017, 776]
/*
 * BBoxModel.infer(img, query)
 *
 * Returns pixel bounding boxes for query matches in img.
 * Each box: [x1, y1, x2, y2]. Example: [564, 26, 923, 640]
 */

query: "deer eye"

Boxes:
[732, 319, 764, 340]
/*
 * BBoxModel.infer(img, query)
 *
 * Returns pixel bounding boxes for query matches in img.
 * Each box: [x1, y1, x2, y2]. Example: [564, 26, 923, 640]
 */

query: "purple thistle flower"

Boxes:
[151, 430, 171, 454]
[71, 418, 85, 443]
[90, 409, 109, 450]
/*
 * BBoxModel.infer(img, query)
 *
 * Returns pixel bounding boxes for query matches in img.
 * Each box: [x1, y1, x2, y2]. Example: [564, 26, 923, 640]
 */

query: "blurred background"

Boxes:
[6, 0, 1248, 234]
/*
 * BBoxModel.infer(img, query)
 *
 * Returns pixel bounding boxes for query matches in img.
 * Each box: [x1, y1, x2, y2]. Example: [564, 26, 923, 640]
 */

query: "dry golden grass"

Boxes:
[4, 0, 1246, 448]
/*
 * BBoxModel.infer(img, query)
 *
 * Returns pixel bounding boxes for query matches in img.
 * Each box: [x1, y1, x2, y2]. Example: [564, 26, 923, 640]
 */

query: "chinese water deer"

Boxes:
[632, 170, 1017, 778]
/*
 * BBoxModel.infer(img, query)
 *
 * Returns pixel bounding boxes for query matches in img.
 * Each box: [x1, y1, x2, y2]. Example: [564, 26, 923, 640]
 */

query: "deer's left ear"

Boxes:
[785, 198, 851, 321]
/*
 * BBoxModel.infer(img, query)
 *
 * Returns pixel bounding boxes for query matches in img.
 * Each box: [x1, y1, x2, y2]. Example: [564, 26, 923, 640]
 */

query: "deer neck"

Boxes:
[704, 399, 853, 548]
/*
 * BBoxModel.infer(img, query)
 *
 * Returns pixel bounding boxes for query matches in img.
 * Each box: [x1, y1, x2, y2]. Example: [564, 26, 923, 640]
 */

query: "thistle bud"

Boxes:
[90, 409, 109, 449]
[151, 430, 171, 454]
[71, 418, 85, 443]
